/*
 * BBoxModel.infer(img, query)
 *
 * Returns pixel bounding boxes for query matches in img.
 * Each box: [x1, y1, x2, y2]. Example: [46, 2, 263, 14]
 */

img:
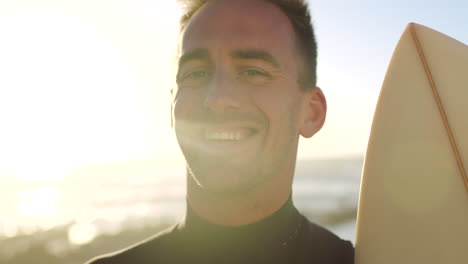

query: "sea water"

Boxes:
[0, 157, 363, 245]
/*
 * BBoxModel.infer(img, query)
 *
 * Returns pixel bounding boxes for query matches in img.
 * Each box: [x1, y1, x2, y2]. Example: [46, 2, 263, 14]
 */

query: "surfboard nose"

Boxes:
[355, 23, 468, 264]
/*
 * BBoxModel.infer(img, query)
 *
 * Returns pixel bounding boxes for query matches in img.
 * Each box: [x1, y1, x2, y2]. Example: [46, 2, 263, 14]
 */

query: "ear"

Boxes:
[299, 87, 327, 138]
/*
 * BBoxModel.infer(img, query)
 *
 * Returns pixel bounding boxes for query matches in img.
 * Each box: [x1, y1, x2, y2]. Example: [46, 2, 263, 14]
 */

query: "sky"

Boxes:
[0, 0, 467, 182]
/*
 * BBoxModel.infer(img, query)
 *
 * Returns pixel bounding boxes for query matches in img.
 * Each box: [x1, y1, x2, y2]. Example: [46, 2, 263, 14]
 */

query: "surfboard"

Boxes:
[355, 23, 468, 264]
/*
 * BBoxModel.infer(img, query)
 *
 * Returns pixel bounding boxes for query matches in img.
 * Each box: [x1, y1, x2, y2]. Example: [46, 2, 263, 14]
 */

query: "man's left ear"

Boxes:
[299, 87, 327, 138]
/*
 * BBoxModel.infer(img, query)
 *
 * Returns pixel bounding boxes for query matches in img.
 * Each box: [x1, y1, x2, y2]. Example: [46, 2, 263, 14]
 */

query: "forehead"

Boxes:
[180, 0, 297, 60]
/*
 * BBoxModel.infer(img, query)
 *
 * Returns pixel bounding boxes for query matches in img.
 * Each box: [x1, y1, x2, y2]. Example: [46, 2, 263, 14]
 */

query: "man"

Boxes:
[86, 0, 354, 263]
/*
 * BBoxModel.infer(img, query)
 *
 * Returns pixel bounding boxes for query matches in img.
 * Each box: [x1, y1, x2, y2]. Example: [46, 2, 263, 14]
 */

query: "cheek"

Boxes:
[173, 91, 201, 119]
[172, 100, 186, 125]
[252, 91, 288, 136]
[252, 84, 296, 118]
[252, 88, 303, 136]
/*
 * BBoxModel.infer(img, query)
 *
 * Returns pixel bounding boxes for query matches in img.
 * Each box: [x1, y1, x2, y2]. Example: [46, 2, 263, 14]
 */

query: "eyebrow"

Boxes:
[178, 48, 210, 69]
[177, 48, 281, 70]
[231, 49, 281, 69]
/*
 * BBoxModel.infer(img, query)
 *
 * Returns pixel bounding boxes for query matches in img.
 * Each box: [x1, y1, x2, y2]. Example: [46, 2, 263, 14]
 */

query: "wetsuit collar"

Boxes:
[179, 195, 303, 257]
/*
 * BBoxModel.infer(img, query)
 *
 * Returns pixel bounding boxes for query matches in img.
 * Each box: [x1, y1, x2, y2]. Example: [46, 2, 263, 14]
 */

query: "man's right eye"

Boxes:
[177, 69, 210, 88]
[188, 71, 208, 79]
[179, 70, 210, 82]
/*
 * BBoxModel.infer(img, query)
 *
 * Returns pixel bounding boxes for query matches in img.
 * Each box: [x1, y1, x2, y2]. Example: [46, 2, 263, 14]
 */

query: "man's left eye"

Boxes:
[241, 69, 267, 76]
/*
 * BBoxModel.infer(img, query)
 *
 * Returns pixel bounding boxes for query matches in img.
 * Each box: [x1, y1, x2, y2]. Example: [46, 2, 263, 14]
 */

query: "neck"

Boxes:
[186, 163, 295, 226]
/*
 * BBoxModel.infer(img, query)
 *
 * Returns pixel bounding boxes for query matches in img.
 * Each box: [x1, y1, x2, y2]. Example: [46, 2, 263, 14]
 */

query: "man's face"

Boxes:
[173, 0, 317, 193]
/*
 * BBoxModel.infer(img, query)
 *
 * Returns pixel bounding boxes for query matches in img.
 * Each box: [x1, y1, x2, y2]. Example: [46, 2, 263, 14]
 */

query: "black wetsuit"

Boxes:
[86, 198, 354, 264]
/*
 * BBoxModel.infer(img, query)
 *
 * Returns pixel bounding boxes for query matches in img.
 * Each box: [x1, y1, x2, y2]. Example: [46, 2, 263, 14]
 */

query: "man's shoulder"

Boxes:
[298, 218, 354, 264]
[85, 224, 180, 264]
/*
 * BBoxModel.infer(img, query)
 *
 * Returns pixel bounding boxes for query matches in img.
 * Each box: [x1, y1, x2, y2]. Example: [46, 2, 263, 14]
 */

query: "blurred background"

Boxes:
[0, 0, 466, 263]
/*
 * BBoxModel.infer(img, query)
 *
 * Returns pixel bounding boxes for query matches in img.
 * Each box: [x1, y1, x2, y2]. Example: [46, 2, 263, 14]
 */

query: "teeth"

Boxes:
[205, 131, 250, 141]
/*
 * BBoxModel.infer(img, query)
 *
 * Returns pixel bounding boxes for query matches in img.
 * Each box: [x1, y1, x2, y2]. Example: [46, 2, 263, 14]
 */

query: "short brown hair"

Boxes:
[177, 0, 318, 89]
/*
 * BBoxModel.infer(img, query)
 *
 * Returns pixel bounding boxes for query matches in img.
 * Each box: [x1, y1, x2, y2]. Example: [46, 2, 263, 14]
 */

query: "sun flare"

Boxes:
[0, 1, 183, 184]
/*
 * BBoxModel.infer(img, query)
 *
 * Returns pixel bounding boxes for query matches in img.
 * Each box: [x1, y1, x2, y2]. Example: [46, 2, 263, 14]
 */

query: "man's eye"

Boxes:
[177, 70, 210, 86]
[241, 69, 267, 77]
[238, 68, 271, 85]
[186, 71, 209, 79]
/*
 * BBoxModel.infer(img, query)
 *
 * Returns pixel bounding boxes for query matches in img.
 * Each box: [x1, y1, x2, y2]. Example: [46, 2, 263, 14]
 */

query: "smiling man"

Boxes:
[86, 0, 354, 263]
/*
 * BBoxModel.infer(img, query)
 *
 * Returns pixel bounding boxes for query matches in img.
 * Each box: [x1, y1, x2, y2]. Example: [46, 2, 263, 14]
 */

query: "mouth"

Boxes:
[204, 127, 258, 141]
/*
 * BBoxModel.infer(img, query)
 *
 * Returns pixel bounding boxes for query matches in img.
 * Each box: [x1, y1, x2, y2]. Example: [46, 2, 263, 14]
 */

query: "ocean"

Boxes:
[0, 156, 363, 253]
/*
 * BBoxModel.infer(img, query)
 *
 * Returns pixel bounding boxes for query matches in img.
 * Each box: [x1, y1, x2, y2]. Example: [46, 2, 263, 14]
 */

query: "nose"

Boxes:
[203, 72, 241, 113]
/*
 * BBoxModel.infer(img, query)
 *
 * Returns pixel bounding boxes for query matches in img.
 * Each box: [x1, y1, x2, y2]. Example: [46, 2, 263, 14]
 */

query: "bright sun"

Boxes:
[0, 1, 183, 183]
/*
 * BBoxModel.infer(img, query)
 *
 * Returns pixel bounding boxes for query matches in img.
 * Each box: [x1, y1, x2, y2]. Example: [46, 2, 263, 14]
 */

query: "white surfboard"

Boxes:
[355, 23, 468, 264]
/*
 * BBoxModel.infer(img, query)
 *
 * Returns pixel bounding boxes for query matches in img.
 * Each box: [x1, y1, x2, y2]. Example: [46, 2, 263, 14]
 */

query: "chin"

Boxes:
[187, 162, 265, 195]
